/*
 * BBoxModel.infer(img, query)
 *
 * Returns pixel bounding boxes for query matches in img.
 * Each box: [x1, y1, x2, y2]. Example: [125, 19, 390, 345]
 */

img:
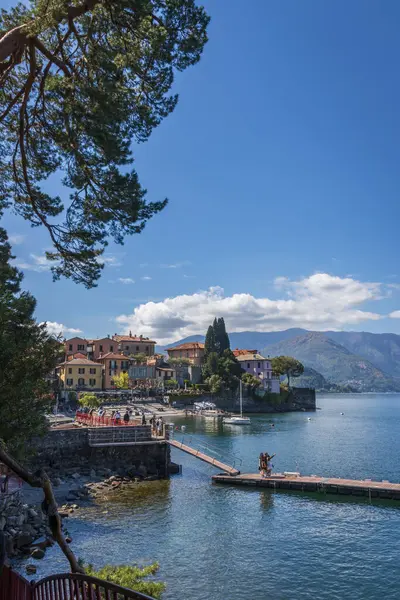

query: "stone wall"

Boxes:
[194, 387, 316, 413]
[30, 427, 170, 478]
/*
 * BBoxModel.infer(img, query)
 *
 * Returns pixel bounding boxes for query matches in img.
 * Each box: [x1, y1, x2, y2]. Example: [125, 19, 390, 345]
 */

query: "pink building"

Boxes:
[65, 337, 87, 357]
[235, 351, 280, 393]
[87, 337, 116, 361]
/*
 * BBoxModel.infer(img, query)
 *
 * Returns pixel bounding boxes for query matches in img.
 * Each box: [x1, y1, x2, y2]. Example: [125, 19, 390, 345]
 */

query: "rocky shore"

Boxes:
[3, 460, 178, 569]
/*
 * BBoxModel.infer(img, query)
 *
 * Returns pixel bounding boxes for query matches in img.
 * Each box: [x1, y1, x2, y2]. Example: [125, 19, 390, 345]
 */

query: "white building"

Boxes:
[234, 351, 280, 393]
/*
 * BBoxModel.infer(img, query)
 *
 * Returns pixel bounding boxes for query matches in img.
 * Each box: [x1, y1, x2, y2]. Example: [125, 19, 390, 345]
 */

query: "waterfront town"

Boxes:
[57, 331, 281, 399]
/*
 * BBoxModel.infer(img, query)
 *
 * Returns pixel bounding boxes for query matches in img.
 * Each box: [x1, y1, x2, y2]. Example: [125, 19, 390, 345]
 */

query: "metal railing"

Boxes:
[0, 566, 157, 600]
[75, 412, 141, 427]
[169, 432, 242, 471]
[87, 425, 153, 446]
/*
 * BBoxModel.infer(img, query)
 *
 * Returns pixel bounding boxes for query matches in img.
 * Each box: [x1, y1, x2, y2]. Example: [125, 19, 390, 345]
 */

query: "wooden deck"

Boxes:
[168, 440, 240, 475]
[212, 472, 400, 500]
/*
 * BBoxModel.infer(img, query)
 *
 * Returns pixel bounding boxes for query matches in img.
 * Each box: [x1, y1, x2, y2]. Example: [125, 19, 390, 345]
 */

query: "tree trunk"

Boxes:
[0, 447, 84, 574]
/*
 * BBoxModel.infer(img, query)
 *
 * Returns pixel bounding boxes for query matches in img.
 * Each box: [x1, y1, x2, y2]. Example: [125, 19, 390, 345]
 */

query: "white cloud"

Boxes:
[98, 254, 123, 268]
[8, 234, 25, 245]
[14, 253, 59, 272]
[118, 278, 135, 284]
[141, 276, 152, 281]
[41, 321, 83, 336]
[389, 311, 400, 319]
[160, 260, 191, 269]
[115, 273, 385, 344]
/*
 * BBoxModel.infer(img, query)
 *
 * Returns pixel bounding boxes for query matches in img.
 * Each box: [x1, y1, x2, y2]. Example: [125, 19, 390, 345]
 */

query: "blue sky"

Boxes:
[2, 0, 400, 343]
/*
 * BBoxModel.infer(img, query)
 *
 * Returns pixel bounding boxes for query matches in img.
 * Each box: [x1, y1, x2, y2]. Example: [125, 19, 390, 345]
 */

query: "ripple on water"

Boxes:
[15, 395, 400, 599]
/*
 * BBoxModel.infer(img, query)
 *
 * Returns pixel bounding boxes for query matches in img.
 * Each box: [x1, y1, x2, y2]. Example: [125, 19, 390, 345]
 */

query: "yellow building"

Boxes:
[58, 357, 103, 394]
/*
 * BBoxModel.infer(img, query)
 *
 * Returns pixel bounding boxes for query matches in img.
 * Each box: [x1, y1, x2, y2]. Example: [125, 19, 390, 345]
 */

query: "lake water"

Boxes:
[20, 394, 400, 599]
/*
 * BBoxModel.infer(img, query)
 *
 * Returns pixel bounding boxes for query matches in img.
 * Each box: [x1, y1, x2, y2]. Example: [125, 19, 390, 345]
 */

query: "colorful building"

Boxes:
[112, 332, 156, 357]
[166, 342, 205, 366]
[235, 351, 280, 393]
[86, 337, 116, 361]
[97, 353, 130, 389]
[65, 337, 88, 357]
[57, 357, 103, 395]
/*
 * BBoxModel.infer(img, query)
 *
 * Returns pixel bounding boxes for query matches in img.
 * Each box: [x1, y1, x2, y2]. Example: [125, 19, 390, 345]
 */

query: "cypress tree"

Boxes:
[204, 325, 216, 356]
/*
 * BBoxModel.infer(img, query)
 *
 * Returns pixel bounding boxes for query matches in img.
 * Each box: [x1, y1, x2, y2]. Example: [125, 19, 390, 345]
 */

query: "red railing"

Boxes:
[0, 565, 32, 600]
[0, 566, 157, 600]
[75, 412, 141, 427]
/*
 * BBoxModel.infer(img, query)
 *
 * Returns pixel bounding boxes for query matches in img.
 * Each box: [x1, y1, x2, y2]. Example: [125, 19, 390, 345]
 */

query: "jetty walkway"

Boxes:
[212, 472, 400, 500]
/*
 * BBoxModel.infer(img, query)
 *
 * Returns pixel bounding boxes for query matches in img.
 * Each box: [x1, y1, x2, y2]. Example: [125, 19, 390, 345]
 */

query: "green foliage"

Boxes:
[112, 371, 130, 389]
[0, 229, 60, 457]
[167, 357, 191, 366]
[202, 351, 219, 379]
[204, 325, 216, 355]
[165, 378, 178, 388]
[207, 374, 222, 394]
[213, 317, 230, 355]
[271, 356, 304, 388]
[241, 373, 261, 388]
[130, 352, 148, 364]
[217, 349, 242, 390]
[0, 0, 209, 287]
[79, 393, 101, 408]
[84, 562, 165, 599]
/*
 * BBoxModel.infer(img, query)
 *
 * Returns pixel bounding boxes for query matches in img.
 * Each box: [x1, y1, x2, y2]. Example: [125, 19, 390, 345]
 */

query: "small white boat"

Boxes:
[223, 415, 251, 425]
[223, 381, 251, 426]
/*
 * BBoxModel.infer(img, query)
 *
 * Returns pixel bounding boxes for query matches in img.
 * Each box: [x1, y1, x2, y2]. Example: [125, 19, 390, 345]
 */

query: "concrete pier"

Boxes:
[212, 473, 400, 500]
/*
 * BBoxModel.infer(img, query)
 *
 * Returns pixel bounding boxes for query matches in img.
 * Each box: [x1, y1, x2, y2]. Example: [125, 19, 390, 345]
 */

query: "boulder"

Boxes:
[28, 508, 39, 520]
[71, 473, 81, 480]
[16, 533, 34, 548]
[52, 477, 62, 487]
[31, 547, 45, 559]
[26, 564, 37, 575]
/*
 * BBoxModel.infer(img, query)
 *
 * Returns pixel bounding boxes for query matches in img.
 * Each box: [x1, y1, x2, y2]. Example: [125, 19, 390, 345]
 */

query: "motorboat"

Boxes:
[223, 380, 251, 425]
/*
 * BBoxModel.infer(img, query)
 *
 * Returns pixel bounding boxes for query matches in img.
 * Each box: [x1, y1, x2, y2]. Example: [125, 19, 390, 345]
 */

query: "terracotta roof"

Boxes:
[236, 353, 268, 362]
[97, 353, 128, 360]
[166, 342, 205, 351]
[59, 358, 103, 366]
[112, 334, 156, 343]
[233, 348, 258, 357]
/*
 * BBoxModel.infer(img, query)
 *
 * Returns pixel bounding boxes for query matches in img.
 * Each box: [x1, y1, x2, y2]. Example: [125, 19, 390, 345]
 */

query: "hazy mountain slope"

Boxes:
[261, 332, 400, 392]
[325, 331, 400, 378]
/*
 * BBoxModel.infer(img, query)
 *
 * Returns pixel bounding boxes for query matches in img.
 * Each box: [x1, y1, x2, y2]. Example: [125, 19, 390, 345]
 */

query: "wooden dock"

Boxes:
[168, 439, 240, 475]
[212, 472, 400, 500]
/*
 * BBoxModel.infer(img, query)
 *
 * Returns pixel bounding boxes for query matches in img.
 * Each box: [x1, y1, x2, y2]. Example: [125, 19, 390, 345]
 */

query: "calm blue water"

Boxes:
[20, 395, 400, 599]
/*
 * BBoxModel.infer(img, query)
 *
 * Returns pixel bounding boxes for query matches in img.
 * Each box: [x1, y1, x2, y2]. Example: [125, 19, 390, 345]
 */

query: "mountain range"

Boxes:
[159, 329, 400, 392]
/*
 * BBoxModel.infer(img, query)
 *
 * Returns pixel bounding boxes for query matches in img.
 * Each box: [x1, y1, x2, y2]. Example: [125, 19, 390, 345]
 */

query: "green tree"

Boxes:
[202, 351, 219, 379]
[0, 229, 60, 457]
[241, 373, 261, 389]
[85, 562, 165, 599]
[167, 357, 191, 366]
[113, 371, 130, 389]
[217, 349, 242, 390]
[207, 374, 222, 394]
[165, 378, 178, 388]
[204, 325, 216, 356]
[79, 392, 101, 408]
[214, 317, 230, 355]
[271, 356, 304, 389]
[130, 352, 147, 364]
[0, 0, 209, 288]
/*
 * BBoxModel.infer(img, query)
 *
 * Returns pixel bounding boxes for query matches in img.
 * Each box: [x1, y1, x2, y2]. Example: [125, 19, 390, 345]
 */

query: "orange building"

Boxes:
[166, 342, 205, 366]
[97, 353, 130, 389]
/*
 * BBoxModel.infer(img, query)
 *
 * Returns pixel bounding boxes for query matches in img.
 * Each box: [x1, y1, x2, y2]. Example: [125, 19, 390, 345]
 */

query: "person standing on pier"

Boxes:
[265, 452, 275, 477]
